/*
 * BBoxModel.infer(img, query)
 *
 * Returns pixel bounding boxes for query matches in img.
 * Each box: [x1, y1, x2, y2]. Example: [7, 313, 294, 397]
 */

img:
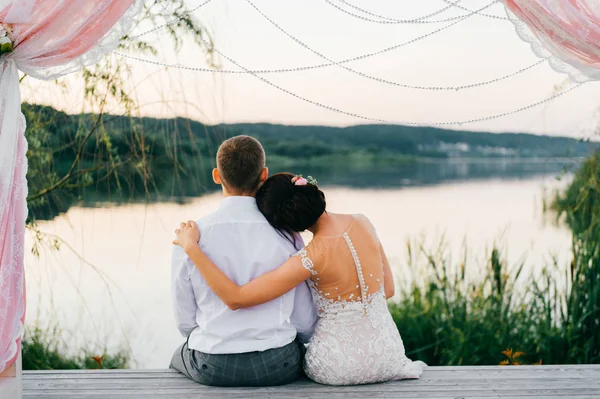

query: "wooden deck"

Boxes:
[23, 365, 600, 398]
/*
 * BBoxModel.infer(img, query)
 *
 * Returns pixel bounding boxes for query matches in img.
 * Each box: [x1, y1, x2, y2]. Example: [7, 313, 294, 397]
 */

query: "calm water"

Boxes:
[24, 163, 573, 368]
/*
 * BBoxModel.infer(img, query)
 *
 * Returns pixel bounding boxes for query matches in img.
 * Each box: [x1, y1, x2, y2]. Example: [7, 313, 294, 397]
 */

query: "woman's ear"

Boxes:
[212, 168, 222, 185]
[259, 167, 269, 183]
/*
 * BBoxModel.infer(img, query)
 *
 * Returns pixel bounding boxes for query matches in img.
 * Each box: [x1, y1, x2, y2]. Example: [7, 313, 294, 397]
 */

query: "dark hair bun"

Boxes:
[256, 173, 326, 236]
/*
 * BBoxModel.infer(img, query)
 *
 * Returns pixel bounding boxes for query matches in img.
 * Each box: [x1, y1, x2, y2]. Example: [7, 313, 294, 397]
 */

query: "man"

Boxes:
[170, 135, 317, 387]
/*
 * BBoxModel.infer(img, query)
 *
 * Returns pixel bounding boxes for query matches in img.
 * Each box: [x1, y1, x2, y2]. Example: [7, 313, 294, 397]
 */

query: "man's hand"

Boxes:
[173, 220, 201, 253]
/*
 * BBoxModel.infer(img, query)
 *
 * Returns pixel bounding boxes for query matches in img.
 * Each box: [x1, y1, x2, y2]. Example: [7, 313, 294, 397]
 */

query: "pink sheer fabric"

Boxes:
[0, 0, 138, 374]
[504, 0, 600, 82]
[0, 60, 27, 377]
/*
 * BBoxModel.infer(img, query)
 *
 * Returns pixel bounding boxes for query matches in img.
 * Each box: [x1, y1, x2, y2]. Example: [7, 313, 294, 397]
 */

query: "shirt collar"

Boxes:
[219, 196, 258, 210]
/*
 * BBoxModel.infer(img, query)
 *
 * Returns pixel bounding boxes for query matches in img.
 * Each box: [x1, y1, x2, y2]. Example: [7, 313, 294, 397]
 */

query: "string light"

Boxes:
[243, 0, 540, 91]
[441, 0, 509, 20]
[429, 83, 584, 126]
[118, 0, 542, 91]
[116, 49, 546, 92]
[117, 0, 585, 126]
[325, 0, 505, 25]
[128, 0, 214, 40]
[115, 44, 585, 126]
[124, 0, 541, 92]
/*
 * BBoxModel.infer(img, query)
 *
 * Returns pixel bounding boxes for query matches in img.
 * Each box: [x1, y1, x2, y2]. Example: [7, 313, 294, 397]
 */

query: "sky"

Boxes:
[23, 0, 600, 138]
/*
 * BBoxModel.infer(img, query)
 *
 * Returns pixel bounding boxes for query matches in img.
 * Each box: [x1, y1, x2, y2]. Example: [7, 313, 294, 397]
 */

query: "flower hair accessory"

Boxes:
[0, 23, 14, 56]
[291, 175, 318, 186]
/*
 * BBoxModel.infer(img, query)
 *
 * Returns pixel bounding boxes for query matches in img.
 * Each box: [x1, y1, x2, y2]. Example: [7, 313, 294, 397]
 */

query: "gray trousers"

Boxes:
[170, 339, 304, 387]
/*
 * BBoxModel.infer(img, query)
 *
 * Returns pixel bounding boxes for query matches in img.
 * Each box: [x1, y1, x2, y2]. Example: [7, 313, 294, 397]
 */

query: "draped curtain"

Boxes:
[504, 0, 600, 82]
[0, 0, 138, 374]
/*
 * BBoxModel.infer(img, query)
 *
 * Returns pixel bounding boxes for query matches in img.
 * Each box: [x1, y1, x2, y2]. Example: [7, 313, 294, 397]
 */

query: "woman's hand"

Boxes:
[173, 220, 200, 253]
[171, 219, 314, 310]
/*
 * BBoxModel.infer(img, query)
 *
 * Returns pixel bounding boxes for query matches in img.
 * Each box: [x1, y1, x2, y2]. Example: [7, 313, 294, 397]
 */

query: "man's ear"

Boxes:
[259, 167, 268, 183]
[212, 168, 222, 185]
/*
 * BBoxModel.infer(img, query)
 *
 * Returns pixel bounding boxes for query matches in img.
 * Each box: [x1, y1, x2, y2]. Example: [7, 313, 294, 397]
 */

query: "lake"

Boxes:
[23, 160, 574, 368]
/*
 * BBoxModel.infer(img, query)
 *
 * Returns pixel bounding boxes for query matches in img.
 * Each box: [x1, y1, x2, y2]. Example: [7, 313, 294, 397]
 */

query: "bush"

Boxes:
[22, 326, 129, 370]
[389, 153, 600, 366]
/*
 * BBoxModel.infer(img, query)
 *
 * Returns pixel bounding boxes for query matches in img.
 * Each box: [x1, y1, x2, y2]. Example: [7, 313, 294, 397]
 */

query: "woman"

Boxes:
[173, 173, 425, 386]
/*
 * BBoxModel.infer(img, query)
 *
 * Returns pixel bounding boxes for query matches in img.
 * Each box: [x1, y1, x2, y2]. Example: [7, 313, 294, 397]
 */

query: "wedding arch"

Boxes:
[1, 0, 599, 379]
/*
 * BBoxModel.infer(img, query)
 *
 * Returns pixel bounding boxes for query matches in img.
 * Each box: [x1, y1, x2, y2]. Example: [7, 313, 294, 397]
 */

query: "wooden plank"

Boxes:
[23, 390, 600, 398]
[23, 367, 600, 379]
[23, 371, 600, 384]
[20, 377, 600, 390]
[23, 366, 600, 376]
[22, 366, 600, 399]
[25, 396, 599, 399]
[24, 364, 600, 375]
[21, 390, 600, 399]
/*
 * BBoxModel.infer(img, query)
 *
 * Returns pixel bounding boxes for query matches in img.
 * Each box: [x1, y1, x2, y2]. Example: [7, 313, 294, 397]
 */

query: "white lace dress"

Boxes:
[298, 215, 426, 386]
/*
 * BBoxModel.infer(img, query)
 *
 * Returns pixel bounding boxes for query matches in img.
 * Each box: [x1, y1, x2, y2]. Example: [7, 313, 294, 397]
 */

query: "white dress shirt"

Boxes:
[171, 196, 318, 354]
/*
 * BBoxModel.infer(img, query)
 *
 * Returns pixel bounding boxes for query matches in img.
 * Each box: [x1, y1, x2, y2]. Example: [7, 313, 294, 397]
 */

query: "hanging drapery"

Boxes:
[504, 0, 600, 82]
[0, 0, 139, 374]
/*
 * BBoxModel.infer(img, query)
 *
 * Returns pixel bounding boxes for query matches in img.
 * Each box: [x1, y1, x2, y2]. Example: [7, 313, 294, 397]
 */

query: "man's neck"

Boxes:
[222, 189, 256, 198]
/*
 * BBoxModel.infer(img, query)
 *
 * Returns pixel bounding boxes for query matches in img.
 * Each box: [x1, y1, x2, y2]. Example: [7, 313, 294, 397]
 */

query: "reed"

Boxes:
[389, 153, 600, 366]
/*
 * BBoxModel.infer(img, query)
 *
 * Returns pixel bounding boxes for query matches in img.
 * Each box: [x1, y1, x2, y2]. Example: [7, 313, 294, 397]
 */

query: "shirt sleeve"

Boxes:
[171, 245, 199, 337]
[290, 280, 318, 343]
[292, 232, 305, 252]
[289, 239, 318, 343]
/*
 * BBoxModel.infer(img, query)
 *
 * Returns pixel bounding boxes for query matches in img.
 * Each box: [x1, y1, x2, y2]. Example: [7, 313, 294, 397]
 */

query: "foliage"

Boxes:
[22, 327, 129, 370]
[388, 152, 600, 366]
[552, 152, 600, 238]
[388, 243, 538, 366]
[23, 0, 214, 224]
[551, 152, 600, 363]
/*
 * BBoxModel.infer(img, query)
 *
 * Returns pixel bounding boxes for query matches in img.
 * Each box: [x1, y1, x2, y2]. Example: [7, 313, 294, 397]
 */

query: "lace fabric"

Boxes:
[2, 0, 142, 80]
[504, 0, 600, 82]
[298, 215, 426, 385]
[0, 61, 27, 374]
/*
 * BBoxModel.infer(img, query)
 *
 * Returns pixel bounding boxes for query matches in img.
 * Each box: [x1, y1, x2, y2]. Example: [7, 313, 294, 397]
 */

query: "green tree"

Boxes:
[24, 0, 215, 223]
[21, 0, 215, 369]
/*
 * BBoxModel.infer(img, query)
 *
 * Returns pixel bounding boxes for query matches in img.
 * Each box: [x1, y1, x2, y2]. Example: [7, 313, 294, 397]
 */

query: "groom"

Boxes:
[170, 135, 317, 386]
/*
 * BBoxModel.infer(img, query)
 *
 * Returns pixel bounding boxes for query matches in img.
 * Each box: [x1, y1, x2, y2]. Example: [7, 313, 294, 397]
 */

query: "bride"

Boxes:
[173, 173, 426, 386]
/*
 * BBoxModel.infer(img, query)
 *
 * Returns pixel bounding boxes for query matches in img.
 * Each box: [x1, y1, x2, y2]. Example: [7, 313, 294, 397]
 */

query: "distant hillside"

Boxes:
[24, 103, 596, 220]
[223, 122, 593, 159]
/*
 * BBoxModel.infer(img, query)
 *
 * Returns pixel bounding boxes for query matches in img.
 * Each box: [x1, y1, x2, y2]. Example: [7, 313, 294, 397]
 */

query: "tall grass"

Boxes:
[552, 153, 600, 364]
[390, 153, 600, 366]
[22, 326, 129, 370]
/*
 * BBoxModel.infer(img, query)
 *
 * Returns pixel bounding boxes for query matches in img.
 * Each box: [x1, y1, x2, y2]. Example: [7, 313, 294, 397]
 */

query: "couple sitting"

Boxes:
[170, 135, 425, 386]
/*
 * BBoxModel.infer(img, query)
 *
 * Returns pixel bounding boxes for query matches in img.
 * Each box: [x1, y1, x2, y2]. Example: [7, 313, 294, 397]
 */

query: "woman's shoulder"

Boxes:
[351, 213, 374, 228]
[293, 241, 322, 275]
[296, 239, 321, 259]
[350, 213, 379, 239]
[351, 213, 370, 223]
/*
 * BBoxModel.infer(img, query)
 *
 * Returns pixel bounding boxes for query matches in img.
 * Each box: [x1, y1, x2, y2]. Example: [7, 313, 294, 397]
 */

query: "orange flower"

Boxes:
[91, 355, 104, 369]
[499, 360, 509, 366]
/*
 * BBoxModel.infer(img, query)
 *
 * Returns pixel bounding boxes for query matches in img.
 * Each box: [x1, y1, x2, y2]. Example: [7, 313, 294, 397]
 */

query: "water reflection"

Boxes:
[299, 159, 576, 188]
[30, 159, 578, 224]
